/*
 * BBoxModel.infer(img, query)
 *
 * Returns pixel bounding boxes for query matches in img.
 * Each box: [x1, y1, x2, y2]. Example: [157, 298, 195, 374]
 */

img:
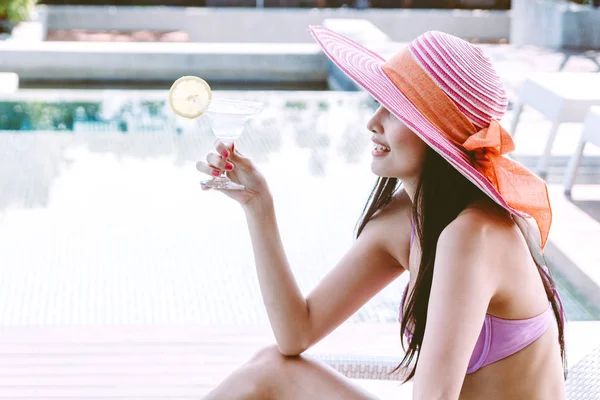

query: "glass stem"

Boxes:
[219, 141, 233, 180]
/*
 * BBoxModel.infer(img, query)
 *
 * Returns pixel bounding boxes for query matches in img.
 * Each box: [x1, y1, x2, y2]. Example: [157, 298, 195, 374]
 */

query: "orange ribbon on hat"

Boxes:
[382, 49, 552, 248]
[463, 119, 516, 185]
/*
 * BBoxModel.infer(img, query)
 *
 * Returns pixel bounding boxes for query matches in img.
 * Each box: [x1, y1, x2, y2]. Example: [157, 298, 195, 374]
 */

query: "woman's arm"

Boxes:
[412, 211, 500, 400]
[199, 140, 409, 357]
[243, 195, 408, 356]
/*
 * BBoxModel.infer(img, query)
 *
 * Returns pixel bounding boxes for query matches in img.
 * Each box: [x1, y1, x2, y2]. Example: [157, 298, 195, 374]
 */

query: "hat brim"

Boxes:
[308, 25, 529, 219]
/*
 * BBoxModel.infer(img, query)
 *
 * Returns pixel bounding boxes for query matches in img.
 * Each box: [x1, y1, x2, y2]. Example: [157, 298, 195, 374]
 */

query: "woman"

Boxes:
[198, 27, 566, 399]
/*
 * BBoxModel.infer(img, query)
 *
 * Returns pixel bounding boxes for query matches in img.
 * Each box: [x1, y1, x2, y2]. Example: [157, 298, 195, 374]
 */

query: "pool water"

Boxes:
[0, 89, 597, 325]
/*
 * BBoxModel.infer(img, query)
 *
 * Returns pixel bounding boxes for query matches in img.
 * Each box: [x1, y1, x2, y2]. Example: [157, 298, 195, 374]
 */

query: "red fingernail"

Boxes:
[212, 169, 220, 177]
[225, 162, 233, 171]
[222, 150, 229, 158]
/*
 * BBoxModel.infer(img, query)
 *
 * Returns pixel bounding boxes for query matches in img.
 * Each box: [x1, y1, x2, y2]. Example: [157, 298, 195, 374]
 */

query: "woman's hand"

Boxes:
[197, 140, 271, 210]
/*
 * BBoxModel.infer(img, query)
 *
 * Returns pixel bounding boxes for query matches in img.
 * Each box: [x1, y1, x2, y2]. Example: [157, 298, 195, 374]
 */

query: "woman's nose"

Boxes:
[367, 119, 383, 135]
[366, 107, 386, 134]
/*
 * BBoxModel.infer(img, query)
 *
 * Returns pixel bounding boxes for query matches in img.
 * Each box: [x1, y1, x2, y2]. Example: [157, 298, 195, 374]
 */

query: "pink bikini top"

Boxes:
[400, 224, 565, 374]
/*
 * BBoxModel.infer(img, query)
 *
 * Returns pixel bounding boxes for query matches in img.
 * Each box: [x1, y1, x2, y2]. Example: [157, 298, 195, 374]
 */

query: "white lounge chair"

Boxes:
[563, 106, 600, 196]
[322, 345, 600, 400]
[566, 343, 600, 399]
[509, 73, 600, 179]
[315, 354, 403, 380]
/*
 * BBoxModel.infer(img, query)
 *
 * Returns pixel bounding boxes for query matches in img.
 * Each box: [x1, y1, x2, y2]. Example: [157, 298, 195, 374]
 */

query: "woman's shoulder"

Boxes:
[443, 205, 549, 317]
[365, 190, 413, 267]
[371, 189, 412, 223]
[432, 206, 517, 297]
[440, 203, 516, 253]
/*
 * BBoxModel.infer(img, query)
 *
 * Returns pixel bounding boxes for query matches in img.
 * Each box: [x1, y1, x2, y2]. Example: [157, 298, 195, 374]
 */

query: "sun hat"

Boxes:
[307, 25, 552, 248]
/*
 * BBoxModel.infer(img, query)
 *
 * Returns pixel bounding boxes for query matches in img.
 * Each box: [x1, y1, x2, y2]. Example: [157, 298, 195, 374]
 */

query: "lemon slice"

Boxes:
[168, 76, 212, 119]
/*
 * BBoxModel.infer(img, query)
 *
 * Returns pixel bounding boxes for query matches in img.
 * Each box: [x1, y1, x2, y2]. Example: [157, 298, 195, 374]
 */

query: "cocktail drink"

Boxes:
[200, 98, 263, 190]
[168, 76, 263, 190]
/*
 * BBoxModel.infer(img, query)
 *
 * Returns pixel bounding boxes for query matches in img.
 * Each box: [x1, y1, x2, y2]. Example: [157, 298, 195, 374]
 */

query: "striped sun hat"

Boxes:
[308, 25, 552, 248]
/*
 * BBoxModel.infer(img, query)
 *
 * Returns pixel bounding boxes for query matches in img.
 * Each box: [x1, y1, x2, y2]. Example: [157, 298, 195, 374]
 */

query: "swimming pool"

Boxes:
[0, 89, 597, 325]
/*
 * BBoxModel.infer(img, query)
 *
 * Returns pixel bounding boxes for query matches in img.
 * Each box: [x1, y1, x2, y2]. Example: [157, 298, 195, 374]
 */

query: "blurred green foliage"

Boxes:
[0, 102, 101, 131]
[284, 100, 308, 110]
[0, 0, 38, 22]
[0, 100, 170, 131]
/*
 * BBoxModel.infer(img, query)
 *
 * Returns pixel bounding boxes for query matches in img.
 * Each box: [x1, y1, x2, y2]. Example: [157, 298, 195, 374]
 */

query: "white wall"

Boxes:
[46, 6, 510, 43]
[0, 42, 327, 83]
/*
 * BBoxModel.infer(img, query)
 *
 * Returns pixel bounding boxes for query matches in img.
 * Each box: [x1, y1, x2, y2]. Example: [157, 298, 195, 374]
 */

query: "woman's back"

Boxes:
[385, 195, 566, 399]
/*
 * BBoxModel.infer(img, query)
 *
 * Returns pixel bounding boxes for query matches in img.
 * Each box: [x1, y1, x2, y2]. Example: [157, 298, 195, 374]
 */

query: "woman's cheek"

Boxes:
[390, 136, 427, 175]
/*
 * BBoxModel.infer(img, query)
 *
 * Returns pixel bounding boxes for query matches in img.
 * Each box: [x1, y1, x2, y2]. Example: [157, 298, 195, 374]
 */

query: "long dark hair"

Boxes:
[355, 146, 566, 382]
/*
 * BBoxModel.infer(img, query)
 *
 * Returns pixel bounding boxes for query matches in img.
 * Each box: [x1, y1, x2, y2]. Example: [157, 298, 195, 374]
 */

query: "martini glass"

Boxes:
[200, 98, 263, 190]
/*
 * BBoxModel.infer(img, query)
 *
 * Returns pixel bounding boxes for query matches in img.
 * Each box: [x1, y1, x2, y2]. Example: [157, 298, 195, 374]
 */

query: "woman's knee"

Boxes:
[249, 345, 295, 370]
[205, 346, 297, 400]
[239, 345, 292, 397]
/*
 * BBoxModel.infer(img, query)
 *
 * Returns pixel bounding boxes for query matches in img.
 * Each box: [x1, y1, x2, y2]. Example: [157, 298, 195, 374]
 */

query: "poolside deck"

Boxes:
[0, 321, 598, 398]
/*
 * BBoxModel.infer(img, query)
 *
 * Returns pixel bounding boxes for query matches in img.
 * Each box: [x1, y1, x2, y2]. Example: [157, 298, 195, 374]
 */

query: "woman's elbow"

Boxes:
[275, 337, 310, 357]
[276, 343, 308, 357]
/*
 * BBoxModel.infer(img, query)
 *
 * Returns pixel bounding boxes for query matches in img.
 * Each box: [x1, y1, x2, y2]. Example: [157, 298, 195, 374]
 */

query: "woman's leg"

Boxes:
[203, 345, 379, 400]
